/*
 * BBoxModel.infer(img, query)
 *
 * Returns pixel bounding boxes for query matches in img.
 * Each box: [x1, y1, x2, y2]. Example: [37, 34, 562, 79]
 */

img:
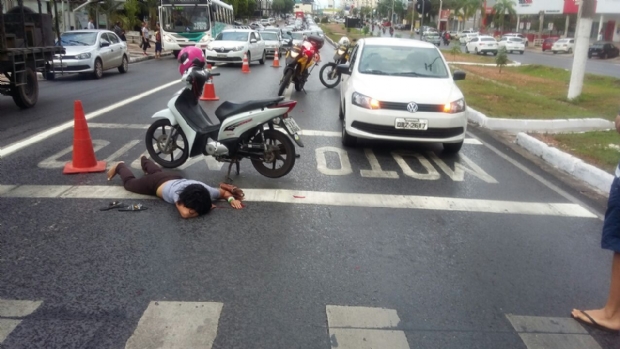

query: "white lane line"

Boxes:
[0, 185, 597, 218]
[506, 315, 602, 349]
[326, 305, 400, 329]
[471, 132, 605, 220]
[86, 123, 483, 143]
[0, 299, 43, 344]
[0, 80, 181, 158]
[125, 301, 223, 349]
[328, 329, 410, 349]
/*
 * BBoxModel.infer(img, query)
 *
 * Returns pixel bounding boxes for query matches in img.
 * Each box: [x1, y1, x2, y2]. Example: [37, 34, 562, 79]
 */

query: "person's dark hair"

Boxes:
[177, 184, 212, 215]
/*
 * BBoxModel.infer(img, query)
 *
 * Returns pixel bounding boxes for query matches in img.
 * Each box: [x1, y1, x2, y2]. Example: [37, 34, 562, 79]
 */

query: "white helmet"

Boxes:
[338, 36, 351, 46]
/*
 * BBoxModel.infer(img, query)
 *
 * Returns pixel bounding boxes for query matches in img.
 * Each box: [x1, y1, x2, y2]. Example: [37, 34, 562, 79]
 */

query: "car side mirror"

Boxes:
[286, 31, 292, 36]
[453, 70, 466, 81]
[100, 40, 110, 48]
[250, 38, 257, 43]
[336, 63, 351, 75]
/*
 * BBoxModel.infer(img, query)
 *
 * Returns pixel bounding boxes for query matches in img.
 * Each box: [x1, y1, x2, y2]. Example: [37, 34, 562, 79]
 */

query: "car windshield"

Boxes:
[261, 32, 279, 40]
[481, 38, 496, 42]
[161, 6, 210, 33]
[216, 32, 249, 41]
[556, 39, 569, 43]
[508, 38, 522, 42]
[290, 32, 304, 40]
[60, 32, 97, 46]
[358, 45, 449, 78]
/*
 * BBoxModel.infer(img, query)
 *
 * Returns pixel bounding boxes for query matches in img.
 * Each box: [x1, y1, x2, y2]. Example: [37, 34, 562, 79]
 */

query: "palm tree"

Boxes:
[458, 0, 478, 30]
[492, 0, 516, 33]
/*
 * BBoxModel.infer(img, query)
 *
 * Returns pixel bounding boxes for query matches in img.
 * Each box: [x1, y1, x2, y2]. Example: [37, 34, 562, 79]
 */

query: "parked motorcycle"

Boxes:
[146, 61, 304, 179]
[319, 42, 352, 88]
[277, 32, 324, 96]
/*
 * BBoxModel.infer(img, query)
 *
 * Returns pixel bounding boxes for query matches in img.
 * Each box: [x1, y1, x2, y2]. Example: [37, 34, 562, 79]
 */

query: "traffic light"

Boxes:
[415, 0, 431, 15]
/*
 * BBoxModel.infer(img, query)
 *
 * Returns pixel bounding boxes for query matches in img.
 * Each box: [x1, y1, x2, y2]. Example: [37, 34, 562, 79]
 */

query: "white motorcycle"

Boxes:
[145, 62, 304, 179]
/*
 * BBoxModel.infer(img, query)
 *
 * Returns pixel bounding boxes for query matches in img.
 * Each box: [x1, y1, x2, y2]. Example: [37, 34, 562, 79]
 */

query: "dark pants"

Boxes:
[117, 158, 182, 196]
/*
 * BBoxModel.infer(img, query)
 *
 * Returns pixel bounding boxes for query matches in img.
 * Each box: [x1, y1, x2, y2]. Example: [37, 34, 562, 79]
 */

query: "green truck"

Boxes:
[0, 0, 63, 108]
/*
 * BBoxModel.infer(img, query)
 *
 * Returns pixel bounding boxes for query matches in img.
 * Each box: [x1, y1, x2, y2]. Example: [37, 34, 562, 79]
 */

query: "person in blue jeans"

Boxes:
[107, 157, 244, 218]
[572, 112, 620, 332]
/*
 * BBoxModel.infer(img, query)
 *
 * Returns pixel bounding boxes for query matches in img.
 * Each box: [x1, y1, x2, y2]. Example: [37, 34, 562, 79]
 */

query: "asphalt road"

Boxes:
[0, 42, 618, 349]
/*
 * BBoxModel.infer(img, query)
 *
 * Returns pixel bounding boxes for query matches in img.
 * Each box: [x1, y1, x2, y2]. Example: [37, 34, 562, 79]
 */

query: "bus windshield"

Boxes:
[161, 6, 210, 33]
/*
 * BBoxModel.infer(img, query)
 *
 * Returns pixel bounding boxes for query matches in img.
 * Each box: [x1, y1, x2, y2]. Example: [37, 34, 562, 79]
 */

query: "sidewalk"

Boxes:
[126, 41, 173, 63]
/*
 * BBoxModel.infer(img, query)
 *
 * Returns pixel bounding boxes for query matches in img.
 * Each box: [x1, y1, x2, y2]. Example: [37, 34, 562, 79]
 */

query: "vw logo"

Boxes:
[407, 102, 418, 113]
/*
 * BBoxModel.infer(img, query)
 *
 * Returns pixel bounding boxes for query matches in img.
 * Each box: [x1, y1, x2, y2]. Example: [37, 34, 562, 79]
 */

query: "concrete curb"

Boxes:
[448, 61, 523, 67]
[515, 132, 613, 194]
[325, 35, 338, 48]
[466, 106, 614, 133]
[37, 52, 172, 80]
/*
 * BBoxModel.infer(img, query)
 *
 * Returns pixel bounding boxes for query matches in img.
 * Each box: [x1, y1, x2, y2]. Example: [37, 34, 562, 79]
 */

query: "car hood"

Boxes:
[210, 40, 247, 48]
[351, 73, 463, 104]
[62, 46, 95, 55]
[264, 39, 280, 45]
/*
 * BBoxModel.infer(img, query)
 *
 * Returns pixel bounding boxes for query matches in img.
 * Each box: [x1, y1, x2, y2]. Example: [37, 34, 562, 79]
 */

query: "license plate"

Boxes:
[282, 117, 301, 134]
[54, 63, 67, 68]
[395, 118, 428, 130]
[217, 54, 227, 58]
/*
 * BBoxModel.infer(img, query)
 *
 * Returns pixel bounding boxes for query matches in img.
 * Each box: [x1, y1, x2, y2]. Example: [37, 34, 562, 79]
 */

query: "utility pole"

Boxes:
[538, 10, 544, 39]
[436, 0, 442, 31]
[568, 0, 595, 99]
[420, 0, 424, 38]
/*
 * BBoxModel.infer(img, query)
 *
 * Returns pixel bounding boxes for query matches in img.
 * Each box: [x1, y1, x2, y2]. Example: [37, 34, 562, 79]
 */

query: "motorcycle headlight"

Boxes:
[352, 92, 380, 110]
[290, 51, 299, 58]
[337, 48, 345, 55]
[443, 98, 466, 113]
[77, 52, 91, 59]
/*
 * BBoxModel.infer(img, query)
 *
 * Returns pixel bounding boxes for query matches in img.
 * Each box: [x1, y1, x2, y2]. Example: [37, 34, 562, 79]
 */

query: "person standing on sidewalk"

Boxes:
[571, 112, 620, 333]
[141, 22, 151, 56]
[155, 23, 162, 59]
[114, 21, 126, 42]
[87, 18, 95, 29]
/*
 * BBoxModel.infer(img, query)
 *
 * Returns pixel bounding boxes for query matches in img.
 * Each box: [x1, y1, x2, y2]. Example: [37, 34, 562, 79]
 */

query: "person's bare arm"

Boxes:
[218, 188, 243, 209]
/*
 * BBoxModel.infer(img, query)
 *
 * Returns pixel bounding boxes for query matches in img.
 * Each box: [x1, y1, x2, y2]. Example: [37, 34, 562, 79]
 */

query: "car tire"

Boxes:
[93, 58, 103, 79]
[45, 71, 55, 80]
[246, 51, 251, 65]
[553, 51, 557, 54]
[443, 141, 463, 154]
[568, 48, 573, 54]
[11, 65, 38, 109]
[338, 99, 344, 120]
[341, 117, 356, 147]
[118, 55, 128, 73]
[602, 52, 607, 59]
[259, 50, 266, 65]
[520, 51, 524, 55]
[475, 47, 479, 55]
[493, 51, 497, 56]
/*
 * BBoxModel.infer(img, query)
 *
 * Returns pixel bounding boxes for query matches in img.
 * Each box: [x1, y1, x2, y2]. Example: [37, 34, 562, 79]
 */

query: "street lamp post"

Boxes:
[436, 0, 442, 31]
[419, 0, 424, 38]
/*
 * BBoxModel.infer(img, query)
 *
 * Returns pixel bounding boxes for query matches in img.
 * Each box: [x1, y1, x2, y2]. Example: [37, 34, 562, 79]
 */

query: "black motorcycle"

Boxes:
[319, 41, 354, 88]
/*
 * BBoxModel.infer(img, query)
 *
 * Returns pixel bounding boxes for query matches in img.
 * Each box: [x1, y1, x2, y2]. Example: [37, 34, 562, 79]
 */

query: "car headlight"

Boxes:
[352, 92, 380, 110]
[206, 44, 214, 50]
[443, 98, 466, 113]
[77, 52, 91, 59]
[232, 45, 244, 51]
[200, 35, 210, 43]
[290, 51, 300, 58]
[164, 34, 175, 43]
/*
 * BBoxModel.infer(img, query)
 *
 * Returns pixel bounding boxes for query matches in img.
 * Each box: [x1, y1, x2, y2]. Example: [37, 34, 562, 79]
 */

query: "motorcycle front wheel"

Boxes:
[145, 118, 189, 168]
[250, 129, 296, 178]
[319, 62, 341, 88]
[278, 70, 293, 96]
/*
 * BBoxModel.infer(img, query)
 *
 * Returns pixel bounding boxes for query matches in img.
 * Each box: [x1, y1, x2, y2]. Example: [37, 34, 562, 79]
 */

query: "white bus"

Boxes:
[159, 0, 234, 56]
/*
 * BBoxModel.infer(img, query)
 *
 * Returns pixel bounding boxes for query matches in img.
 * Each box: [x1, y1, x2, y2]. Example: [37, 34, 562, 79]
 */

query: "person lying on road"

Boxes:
[107, 156, 244, 218]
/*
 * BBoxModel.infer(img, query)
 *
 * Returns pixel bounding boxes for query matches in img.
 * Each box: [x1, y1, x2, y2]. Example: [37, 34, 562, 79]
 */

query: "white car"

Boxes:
[53, 30, 129, 79]
[205, 29, 266, 64]
[260, 19, 270, 26]
[260, 30, 283, 58]
[337, 38, 468, 153]
[465, 36, 498, 55]
[552, 38, 575, 54]
[459, 33, 478, 45]
[498, 36, 525, 54]
[503, 33, 529, 47]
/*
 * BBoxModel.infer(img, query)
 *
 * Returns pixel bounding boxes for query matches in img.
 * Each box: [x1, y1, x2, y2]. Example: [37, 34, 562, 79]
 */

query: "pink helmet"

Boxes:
[177, 46, 205, 75]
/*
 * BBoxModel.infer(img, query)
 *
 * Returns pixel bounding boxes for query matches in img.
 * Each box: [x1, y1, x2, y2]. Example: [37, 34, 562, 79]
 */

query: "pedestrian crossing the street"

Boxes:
[0, 299, 607, 349]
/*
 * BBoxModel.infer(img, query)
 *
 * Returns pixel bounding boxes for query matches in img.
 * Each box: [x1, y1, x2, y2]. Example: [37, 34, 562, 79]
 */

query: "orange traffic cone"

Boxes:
[241, 52, 250, 74]
[63, 100, 106, 174]
[272, 47, 281, 68]
[207, 63, 213, 70]
[200, 76, 219, 101]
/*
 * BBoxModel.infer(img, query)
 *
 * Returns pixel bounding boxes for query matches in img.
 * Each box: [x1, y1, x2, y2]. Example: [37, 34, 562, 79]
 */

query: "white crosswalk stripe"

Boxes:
[506, 314, 603, 349]
[125, 301, 223, 349]
[0, 299, 42, 343]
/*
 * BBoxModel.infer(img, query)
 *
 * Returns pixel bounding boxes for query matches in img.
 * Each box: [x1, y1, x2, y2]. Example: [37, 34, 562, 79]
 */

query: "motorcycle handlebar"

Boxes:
[210, 72, 221, 77]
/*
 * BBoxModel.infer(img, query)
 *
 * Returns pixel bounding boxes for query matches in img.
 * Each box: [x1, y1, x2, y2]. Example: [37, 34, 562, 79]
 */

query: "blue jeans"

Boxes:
[602, 177, 620, 252]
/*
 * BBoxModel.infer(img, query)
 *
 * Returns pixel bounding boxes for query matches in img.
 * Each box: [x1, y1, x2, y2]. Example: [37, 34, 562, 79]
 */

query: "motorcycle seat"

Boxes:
[175, 89, 219, 134]
[215, 97, 285, 122]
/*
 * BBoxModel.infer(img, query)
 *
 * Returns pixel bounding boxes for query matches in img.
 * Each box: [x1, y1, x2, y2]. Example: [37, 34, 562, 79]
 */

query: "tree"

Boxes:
[459, 0, 480, 30]
[351, 7, 359, 16]
[119, 0, 141, 30]
[492, 0, 516, 32]
[496, 47, 508, 72]
[272, 0, 285, 15]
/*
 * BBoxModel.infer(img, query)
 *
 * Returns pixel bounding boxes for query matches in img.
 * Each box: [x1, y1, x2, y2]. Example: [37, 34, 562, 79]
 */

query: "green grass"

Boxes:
[548, 131, 620, 173]
[456, 75, 600, 119]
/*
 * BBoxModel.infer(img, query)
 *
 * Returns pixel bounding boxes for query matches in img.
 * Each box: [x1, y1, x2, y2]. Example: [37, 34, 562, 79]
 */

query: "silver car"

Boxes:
[260, 31, 284, 58]
[422, 33, 441, 46]
[54, 30, 129, 79]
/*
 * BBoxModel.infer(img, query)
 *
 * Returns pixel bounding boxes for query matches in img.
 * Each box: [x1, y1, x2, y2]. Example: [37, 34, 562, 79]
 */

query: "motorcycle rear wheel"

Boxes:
[278, 70, 293, 96]
[319, 62, 340, 88]
[250, 130, 296, 178]
[145, 118, 189, 168]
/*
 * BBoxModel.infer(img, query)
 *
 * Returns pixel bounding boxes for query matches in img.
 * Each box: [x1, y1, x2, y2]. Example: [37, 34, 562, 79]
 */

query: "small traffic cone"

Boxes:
[241, 52, 250, 74]
[272, 47, 280, 68]
[63, 100, 106, 174]
[200, 76, 219, 101]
